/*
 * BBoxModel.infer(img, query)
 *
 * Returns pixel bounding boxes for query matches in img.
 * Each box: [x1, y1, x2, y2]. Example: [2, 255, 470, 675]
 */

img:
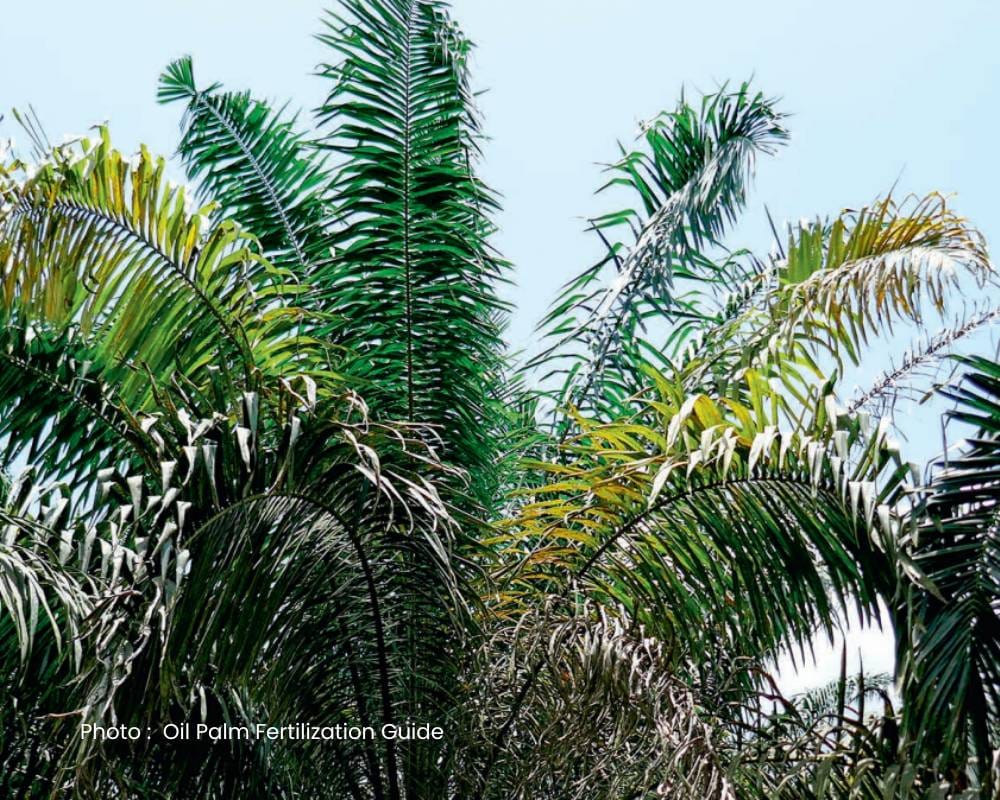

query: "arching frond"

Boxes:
[682, 194, 995, 406]
[0, 129, 319, 411]
[501, 386, 908, 658]
[471, 377, 918, 797]
[16, 366, 472, 799]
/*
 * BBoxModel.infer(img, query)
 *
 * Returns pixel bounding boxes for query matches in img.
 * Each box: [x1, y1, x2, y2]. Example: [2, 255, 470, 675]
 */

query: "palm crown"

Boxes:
[1, 1, 998, 798]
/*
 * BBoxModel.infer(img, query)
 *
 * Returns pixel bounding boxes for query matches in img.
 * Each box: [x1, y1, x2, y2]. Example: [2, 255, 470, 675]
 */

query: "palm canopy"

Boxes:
[1, 1, 998, 798]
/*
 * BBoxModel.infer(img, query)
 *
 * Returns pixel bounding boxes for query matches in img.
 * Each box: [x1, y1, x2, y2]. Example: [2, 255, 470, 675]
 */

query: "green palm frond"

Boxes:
[0, 491, 106, 797]
[900, 355, 1000, 789]
[501, 385, 907, 658]
[68, 494, 458, 798]
[0, 130, 341, 509]
[158, 56, 333, 283]
[13, 372, 468, 797]
[314, 0, 512, 507]
[0, 326, 151, 492]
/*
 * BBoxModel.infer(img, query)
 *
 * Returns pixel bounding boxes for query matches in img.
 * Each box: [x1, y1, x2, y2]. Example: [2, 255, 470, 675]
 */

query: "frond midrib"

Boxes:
[9, 197, 252, 369]
[192, 92, 313, 275]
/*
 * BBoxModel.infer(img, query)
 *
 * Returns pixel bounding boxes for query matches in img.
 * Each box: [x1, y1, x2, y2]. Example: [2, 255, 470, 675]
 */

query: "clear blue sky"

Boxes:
[3, 0, 999, 689]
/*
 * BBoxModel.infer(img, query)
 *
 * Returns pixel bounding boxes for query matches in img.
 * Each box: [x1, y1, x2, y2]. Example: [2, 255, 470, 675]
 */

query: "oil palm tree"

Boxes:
[1, 0, 998, 797]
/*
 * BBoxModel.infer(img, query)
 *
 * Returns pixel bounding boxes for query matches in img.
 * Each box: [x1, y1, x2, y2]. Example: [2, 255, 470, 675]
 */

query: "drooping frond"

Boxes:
[683, 194, 995, 406]
[773, 194, 990, 354]
[0, 130, 339, 507]
[66, 493, 461, 799]
[501, 385, 908, 658]
[7, 363, 472, 799]
[0, 326, 151, 492]
[0, 129, 320, 411]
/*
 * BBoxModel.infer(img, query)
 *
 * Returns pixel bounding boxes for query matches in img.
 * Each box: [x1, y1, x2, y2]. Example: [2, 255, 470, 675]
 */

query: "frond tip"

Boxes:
[159, 56, 331, 281]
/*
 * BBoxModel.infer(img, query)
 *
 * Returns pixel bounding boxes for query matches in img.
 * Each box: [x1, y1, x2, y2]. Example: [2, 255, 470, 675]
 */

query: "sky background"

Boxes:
[4, 0, 999, 693]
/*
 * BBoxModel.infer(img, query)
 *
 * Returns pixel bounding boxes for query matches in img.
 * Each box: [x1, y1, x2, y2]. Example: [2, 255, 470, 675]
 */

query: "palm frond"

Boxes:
[0, 492, 109, 797]
[0, 326, 150, 492]
[901, 355, 1000, 789]
[314, 0, 512, 506]
[505, 386, 907, 657]
[683, 194, 994, 406]
[0, 129, 320, 412]
[532, 83, 787, 428]
[159, 56, 333, 283]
